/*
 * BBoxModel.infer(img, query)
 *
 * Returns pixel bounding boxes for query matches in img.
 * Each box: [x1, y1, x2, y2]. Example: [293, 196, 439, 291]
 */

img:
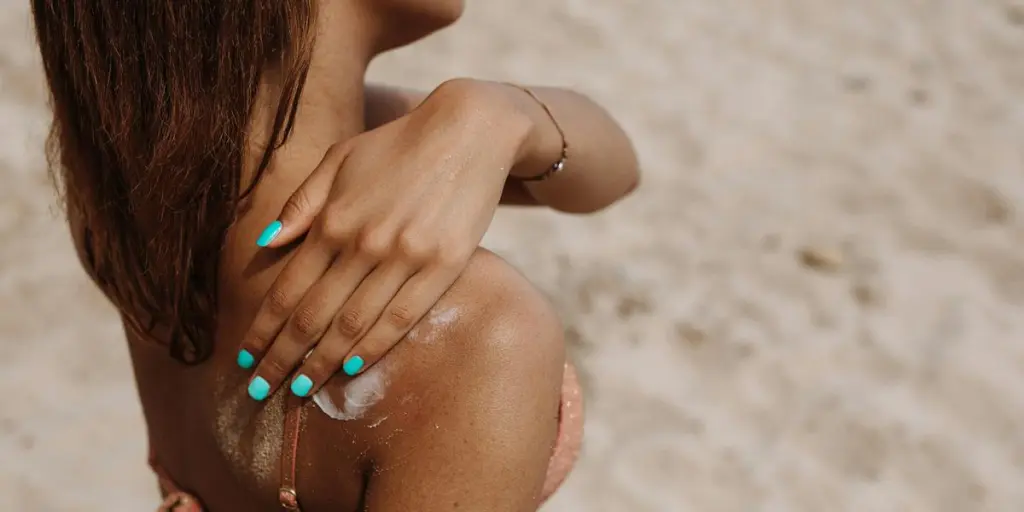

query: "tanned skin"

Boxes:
[119, 0, 638, 509]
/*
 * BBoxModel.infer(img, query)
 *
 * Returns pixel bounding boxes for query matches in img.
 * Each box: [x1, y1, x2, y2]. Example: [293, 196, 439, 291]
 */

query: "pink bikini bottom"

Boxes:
[153, 363, 584, 511]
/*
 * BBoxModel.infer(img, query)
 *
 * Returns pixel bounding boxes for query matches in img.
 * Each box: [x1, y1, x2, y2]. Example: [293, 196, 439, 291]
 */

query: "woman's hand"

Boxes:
[236, 79, 535, 401]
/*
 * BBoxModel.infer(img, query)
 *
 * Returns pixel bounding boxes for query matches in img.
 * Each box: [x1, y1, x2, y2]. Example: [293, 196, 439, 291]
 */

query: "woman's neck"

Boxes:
[244, 2, 381, 187]
[274, 4, 379, 137]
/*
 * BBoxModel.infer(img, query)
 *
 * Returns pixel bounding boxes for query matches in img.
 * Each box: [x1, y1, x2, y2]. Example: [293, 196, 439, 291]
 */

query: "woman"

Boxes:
[32, 0, 638, 510]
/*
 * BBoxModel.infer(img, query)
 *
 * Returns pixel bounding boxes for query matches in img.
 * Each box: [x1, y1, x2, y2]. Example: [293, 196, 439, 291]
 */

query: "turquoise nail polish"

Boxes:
[248, 376, 270, 401]
[256, 220, 283, 247]
[291, 374, 313, 397]
[237, 349, 255, 369]
[343, 356, 364, 376]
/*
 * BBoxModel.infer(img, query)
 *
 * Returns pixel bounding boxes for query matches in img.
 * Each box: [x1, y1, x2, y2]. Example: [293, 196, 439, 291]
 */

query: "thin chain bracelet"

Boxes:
[506, 83, 568, 182]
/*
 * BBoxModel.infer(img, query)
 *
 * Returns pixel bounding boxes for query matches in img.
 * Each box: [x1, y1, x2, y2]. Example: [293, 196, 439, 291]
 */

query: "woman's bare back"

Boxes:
[75, 0, 591, 506]
[130, 246, 567, 510]
[127, 43, 568, 506]
[34, 0, 643, 506]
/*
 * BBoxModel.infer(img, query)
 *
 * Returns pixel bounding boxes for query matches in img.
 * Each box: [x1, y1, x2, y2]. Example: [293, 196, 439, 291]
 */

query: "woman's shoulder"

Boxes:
[298, 249, 566, 503]
[405, 248, 567, 381]
[308, 247, 565, 429]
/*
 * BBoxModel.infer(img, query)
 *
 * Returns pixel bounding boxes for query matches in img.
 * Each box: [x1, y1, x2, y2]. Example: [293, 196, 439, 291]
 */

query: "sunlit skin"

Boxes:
[36, 0, 638, 509]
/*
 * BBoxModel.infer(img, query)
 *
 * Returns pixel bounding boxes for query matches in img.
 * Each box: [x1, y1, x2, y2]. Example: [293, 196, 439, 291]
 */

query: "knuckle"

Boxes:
[303, 350, 328, 370]
[386, 304, 416, 329]
[261, 354, 290, 378]
[318, 216, 354, 245]
[305, 347, 344, 377]
[437, 246, 471, 271]
[247, 331, 271, 351]
[397, 232, 435, 262]
[266, 287, 292, 316]
[281, 189, 310, 218]
[298, 358, 327, 382]
[355, 338, 388, 360]
[289, 305, 321, 337]
[334, 309, 365, 338]
[356, 230, 392, 260]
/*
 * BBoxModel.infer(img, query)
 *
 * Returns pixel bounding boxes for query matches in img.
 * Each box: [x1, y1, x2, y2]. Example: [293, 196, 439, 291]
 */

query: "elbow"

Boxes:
[605, 166, 642, 211]
[620, 139, 642, 197]
[621, 163, 641, 198]
[557, 163, 640, 215]
[586, 140, 641, 213]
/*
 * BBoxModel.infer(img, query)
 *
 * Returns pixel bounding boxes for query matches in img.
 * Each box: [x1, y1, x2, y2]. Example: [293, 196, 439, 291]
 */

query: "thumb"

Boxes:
[256, 146, 342, 248]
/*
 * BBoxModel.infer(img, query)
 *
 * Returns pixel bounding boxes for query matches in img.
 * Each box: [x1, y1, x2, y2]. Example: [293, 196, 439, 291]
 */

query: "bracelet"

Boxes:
[506, 83, 568, 182]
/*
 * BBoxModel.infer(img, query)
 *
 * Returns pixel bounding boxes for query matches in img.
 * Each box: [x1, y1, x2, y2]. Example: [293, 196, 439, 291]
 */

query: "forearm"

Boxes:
[502, 85, 640, 213]
[365, 80, 640, 213]
[432, 79, 639, 213]
[363, 83, 536, 206]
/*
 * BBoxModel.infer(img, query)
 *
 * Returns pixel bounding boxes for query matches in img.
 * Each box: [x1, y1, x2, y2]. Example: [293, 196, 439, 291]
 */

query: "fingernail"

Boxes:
[256, 220, 283, 247]
[248, 376, 270, 401]
[291, 374, 313, 397]
[237, 349, 255, 369]
[343, 356, 364, 376]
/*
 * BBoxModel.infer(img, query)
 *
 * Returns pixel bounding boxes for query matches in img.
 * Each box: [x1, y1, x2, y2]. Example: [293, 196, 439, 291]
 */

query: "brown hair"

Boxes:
[31, 1, 317, 363]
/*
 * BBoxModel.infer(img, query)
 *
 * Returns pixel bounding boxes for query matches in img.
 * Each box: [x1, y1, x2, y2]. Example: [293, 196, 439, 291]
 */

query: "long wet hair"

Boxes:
[31, 1, 317, 363]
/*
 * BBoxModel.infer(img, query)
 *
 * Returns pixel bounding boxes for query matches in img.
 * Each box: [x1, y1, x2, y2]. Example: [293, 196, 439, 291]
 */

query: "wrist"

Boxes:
[427, 79, 556, 178]
[427, 78, 531, 150]
[499, 84, 564, 179]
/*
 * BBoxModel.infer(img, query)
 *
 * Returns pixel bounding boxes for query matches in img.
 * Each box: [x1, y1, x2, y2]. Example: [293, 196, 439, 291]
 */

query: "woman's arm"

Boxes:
[237, 78, 634, 402]
[365, 80, 640, 212]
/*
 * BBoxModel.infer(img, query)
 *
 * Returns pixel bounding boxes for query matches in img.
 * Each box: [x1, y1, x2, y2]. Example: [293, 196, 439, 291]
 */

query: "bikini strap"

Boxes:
[149, 449, 203, 511]
[278, 395, 305, 511]
[149, 394, 305, 511]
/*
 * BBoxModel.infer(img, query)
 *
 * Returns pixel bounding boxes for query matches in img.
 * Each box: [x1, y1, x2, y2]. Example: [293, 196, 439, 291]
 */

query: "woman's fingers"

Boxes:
[244, 254, 377, 401]
[257, 143, 348, 248]
[287, 260, 415, 398]
[341, 265, 462, 374]
[238, 242, 336, 371]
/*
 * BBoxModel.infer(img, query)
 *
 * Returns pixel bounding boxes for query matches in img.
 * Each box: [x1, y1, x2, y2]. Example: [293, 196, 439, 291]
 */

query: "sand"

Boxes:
[2, 1, 1024, 510]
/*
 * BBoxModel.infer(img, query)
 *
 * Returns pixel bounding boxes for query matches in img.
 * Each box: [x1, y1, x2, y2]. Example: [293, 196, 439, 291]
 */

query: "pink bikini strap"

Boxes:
[149, 395, 306, 511]
[278, 395, 305, 511]
[149, 450, 202, 512]
[148, 449, 181, 496]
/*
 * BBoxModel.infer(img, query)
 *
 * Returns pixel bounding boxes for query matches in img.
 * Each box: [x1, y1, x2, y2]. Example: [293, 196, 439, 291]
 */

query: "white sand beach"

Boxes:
[2, 1, 1024, 510]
